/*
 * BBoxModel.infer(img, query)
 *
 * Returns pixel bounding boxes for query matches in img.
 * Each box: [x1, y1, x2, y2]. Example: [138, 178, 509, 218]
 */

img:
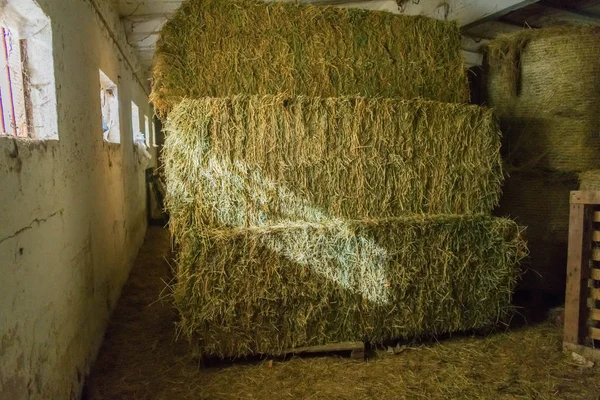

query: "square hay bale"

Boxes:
[173, 215, 525, 357]
[163, 96, 504, 242]
[494, 170, 577, 296]
[579, 170, 600, 191]
[486, 27, 600, 172]
[151, 0, 469, 116]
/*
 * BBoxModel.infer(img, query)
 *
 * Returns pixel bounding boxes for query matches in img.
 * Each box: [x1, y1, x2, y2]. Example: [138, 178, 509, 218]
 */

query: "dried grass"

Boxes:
[163, 96, 504, 243]
[579, 170, 600, 191]
[86, 227, 600, 400]
[495, 170, 577, 296]
[174, 215, 525, 358]
[150, 0, 469, 117]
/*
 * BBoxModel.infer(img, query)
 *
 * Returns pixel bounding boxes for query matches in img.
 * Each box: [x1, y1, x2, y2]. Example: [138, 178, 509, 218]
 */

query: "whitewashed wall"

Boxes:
[0, 0, 157, 398]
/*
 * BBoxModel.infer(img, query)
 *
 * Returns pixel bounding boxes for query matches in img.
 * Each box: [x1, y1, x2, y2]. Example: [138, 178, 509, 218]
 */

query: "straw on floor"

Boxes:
[150, 0, 469, 116]
[162, 95, 504, 244]
[174, 215, 525, 357]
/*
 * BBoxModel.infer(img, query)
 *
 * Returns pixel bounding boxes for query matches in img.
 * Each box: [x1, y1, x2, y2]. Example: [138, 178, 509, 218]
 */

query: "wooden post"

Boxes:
[564, 201, 591, 345]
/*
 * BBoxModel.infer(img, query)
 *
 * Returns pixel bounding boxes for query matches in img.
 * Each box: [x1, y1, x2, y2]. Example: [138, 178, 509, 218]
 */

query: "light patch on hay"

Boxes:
[162, 95, 504, 245]
[174, 215, 525, 357]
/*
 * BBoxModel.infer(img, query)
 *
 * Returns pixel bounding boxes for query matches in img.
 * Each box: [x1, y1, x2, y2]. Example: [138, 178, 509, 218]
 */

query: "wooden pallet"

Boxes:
[194, 341, 366, 365]
[283, 341, 366, 360]
[563, 191, 600, 360]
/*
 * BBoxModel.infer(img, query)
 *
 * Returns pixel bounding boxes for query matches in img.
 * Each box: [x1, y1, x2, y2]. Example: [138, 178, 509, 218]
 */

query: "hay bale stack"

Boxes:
[495, 170, 577, 296]
[174, 215, 524, 357]
[163, 96, 504, 241]
[151, 0, 469, 116]
[486, 27, 600, 172]
[579, 170, 600, 191]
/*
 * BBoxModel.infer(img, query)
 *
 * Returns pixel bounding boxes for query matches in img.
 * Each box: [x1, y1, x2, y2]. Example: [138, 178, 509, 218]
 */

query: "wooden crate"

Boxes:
[563, 191, 600, 360]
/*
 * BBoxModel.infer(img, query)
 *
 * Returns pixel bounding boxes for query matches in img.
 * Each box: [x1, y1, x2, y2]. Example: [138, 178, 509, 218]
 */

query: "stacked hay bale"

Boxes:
[486, 27, 600, 301]
[151, 0, 469, 116]
[156, 0, 525, 358]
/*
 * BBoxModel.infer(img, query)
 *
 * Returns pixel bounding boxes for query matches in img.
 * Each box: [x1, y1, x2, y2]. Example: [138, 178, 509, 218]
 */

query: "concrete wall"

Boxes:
[0, 0, 157, 398]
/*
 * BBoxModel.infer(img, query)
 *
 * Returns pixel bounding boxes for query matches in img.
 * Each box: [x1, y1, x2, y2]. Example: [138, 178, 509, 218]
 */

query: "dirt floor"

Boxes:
[85, 227, 600, 400]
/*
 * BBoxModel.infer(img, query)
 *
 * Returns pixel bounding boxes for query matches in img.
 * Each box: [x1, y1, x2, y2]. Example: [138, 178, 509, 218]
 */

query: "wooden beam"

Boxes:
[564, 203, 592, 345]
[571, 191, 600, 205]
[535, 4, 600, 26]
[462, 49, 483, 67]
[396, 0, 539, 28]
[462, 20, 525, 39]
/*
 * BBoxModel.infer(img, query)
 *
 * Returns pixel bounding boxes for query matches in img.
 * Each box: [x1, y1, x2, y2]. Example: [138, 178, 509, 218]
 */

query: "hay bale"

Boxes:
[494, 170, 577, 295]
[163, 96, 504, 241]
[174, 215, 524, 357]
[486, 27, 600, 172]
[151, 0, 469, 116]
[579, 170, 600, 191]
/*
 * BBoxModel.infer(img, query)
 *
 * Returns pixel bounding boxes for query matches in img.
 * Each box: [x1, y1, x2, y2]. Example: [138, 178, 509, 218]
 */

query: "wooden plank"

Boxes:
[571, 191, 600, 205]
[563, 342, 600, 362]
[594, 212, 600, 222]
[593, 230, 600, 242]
[284, 341, 364, 355]
[590, 327, 600, 341]
[564, 203, 591, 345]
[591, 268, 600, 281]
[593, 248, 600, 262]
[463, 20, 524, 40]
[589, 308, 600, 321]
[396, 0, 538, 28]
[590, 288, 600, 301]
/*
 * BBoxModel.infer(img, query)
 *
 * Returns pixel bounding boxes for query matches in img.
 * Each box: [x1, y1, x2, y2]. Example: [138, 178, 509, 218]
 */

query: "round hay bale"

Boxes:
[579, 170, 600, 191]
[486, 27, 600, 172]
[494, 170, 577, 295]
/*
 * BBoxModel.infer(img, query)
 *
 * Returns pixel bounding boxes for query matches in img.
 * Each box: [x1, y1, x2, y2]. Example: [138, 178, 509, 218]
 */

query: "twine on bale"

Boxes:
[150, 0, 469, 117]
[174, 215, 525, 358]
[162, 95, 505, 245]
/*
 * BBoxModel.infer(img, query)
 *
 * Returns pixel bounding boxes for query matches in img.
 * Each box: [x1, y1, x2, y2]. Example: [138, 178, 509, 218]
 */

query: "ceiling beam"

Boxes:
[397, 0, 539, 28]
[462, 20, 524, 39]
[534, 4, 600, 26]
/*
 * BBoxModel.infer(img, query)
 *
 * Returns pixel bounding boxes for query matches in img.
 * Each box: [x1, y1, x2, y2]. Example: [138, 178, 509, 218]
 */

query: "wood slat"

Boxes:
[571, 191, 600, 205]
[563, 342, 600, 362]
[594, 212, 600, 223]
[590, 327, 600, 341]
[592, 268, 600, 281]
[589, 308, 600, 322]
[593, 248, 600, 262]
[593, 230, 600, 242]
[590, 288, 600, 301]
[284, 341, 364, 355]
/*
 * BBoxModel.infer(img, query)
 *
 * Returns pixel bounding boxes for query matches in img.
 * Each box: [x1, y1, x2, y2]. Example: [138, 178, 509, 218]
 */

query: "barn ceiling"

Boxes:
[117, 0, 600, 80]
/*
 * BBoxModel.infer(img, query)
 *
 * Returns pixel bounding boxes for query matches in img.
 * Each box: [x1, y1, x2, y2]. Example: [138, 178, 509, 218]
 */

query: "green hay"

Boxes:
[173, 215, 525, 358]
[163, 96, 504, 242]
[486, 26, 600, 172]
[494, 170, 577, 295]
[150, 0, 469, 117]
[579, 170, 600, 191]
